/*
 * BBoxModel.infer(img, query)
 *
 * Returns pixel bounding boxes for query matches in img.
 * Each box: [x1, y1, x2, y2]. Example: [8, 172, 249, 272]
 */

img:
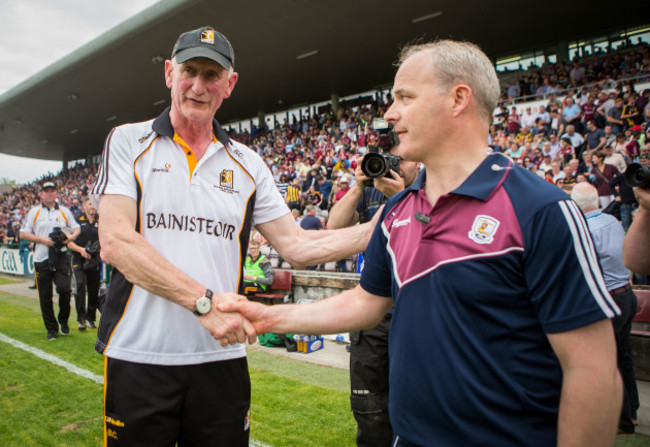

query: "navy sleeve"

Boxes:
[359, 204, 395, 298]
[522, 199, 620, 333]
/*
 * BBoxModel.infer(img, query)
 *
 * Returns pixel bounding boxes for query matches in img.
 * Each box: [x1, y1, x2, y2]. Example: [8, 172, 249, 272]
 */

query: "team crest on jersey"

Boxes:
[213, 169, 239, 194]
[220, 170, 233, 189]
[468, 215, 500, 244]
[201, 29, 215, 44]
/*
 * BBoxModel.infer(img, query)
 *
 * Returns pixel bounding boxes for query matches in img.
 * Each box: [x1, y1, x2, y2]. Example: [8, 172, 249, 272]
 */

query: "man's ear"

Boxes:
[224, 71, 239, 99]
[164, 60, 174, 89]
[450, 84, 473, 118]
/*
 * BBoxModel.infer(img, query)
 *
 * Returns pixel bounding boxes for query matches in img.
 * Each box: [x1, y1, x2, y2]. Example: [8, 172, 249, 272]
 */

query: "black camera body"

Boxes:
[47, 227, 68, 271]
[83, 241, 101, 270]
[624, 163, 650, 188]
[85, 240, 100, 257]
[361, 118, 400, 180]
[48, 227, 68, 249]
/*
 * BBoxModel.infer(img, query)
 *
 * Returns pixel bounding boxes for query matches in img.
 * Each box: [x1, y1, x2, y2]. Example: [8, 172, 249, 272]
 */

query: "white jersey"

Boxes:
[22, 203, 79, 263]
[91, 108, 289, 365]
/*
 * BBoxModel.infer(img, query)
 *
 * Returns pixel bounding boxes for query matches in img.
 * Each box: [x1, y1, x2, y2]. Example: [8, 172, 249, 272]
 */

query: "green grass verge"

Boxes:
[0, 276, 20, 285]
[0, 292, 355, 446]
[247, 349, 350, 393]
[0, 343, 104, 447]
[1, 290, 649, 447]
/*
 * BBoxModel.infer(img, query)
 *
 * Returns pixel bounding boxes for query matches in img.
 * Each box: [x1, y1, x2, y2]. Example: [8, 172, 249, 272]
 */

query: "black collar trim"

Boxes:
[151, 106, 231, 147]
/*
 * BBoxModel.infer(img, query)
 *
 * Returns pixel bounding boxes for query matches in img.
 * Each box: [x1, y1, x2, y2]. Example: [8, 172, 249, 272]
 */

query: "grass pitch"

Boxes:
[0, 291, 355, 446]
[1, 287, 649, 446]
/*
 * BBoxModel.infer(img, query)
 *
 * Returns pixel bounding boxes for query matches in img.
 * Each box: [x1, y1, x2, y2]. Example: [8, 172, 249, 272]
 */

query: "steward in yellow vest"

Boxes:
[243, 241, 274, 295]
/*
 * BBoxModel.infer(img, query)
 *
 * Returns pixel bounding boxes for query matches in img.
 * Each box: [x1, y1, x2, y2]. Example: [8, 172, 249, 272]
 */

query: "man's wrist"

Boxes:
[193, 289, 214, 316]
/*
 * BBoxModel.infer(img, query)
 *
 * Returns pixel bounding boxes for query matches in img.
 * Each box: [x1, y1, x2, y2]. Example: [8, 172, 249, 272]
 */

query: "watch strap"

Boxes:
[193, 289, 214, 316]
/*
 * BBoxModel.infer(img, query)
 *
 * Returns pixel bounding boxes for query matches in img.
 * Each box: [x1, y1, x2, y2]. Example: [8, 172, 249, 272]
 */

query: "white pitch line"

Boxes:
[0, 331, 104, 384]
[0, 331, 273, 447]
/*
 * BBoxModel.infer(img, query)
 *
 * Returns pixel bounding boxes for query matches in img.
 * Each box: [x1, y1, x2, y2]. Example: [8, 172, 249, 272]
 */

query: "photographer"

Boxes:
[623, 147, 650, 274]
[20, 182, 80, 341]
[66, 197, 101, 330]
[328, 130, 420, 447]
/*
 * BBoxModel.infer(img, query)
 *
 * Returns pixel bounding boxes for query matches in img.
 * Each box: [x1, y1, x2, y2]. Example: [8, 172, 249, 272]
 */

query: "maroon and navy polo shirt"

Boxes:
[360, 152, 619, 446]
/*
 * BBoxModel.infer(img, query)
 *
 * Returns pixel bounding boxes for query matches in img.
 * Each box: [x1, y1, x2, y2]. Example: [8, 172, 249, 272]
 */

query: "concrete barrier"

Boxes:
[290, 270, 360, 302]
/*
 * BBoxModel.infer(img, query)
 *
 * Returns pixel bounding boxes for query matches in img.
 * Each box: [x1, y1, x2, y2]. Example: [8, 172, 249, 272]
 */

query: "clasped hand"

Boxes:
[198, 292, 258, 347]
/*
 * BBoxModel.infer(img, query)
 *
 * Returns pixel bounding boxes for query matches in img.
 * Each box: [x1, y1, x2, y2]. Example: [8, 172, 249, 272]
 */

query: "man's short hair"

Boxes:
[571, 183, 599, 212]
[397, 40, 500, 127]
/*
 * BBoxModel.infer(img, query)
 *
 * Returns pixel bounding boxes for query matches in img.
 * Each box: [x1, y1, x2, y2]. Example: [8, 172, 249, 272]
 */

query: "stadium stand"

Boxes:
[1, 42, 649, 277]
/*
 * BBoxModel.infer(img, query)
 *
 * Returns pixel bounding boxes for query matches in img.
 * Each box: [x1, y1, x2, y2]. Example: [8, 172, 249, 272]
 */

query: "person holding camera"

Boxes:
[20, 182, 80, 341]
[328, 144, 419, 447]
[624, 146, 650, 274]
[66, 197, 101, 330]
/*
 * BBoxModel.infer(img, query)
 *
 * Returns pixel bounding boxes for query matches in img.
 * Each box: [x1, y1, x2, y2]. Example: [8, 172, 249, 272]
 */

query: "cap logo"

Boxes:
[201, 29, 215, 44]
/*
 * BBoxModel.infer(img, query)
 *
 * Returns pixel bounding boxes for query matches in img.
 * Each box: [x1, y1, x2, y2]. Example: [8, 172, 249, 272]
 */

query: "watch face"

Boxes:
[195, 296, 212, 315]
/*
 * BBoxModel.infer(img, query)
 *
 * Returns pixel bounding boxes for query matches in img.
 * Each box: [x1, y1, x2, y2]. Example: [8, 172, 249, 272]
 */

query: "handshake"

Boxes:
[197, 292, 274, 347]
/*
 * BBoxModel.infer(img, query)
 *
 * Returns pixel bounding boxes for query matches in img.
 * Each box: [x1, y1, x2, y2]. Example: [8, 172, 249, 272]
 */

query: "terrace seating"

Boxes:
[250, 269, 292, 305]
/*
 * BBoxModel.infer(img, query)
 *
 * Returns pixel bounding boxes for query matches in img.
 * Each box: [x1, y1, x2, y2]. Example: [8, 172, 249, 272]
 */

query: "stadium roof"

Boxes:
[0, 0, 648, 162]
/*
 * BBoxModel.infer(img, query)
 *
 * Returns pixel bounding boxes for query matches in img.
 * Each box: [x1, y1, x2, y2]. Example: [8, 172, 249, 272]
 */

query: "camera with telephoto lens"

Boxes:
[361, 118, 401, 181]
[47, 227, 68, 271]
[624, 163, 650, 188]
[48, 227, 68, 248]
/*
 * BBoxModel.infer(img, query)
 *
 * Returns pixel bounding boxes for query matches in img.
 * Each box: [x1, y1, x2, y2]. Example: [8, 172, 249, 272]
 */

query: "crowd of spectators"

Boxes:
[1, 42, 649, 258]
[501, 40, 650, 103]
[490, 75, 648, 205]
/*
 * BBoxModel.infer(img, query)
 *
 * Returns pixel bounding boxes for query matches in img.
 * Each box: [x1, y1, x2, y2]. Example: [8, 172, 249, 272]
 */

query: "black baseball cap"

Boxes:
[171, 26, 234, 70]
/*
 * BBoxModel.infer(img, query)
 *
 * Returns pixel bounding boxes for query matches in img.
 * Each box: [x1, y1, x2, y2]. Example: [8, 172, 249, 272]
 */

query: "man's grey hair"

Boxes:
[397, 40, 500, 127]
[571, 182, 599, 213]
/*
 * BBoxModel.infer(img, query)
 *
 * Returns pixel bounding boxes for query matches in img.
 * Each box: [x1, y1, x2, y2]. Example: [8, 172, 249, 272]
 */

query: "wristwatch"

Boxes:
[193, 289, 214, 316]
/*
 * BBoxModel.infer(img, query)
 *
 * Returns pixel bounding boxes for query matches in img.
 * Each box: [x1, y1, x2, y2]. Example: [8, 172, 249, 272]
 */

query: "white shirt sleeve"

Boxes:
[21, 207, 37, 234]
[61, 207, 80, 230]
[90, 125, 139, 205]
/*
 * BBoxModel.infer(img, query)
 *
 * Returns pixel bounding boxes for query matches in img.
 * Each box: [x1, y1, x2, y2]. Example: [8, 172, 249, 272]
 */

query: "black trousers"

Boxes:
[72, 261, 101, 323]
[104, 357, 251, 447]
[349, 313, 392, 447]
[34, 256, 72, 333]
[611, 287, 639, 433]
